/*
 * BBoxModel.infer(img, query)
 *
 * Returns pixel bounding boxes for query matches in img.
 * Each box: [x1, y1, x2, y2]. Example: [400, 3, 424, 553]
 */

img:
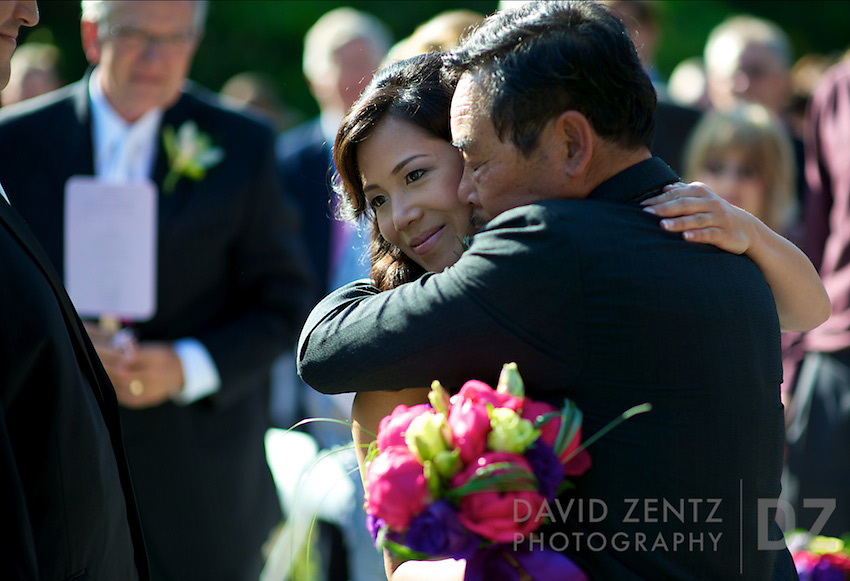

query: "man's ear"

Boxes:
[553, 110, 594, 177]
[81, 20, 102, 66]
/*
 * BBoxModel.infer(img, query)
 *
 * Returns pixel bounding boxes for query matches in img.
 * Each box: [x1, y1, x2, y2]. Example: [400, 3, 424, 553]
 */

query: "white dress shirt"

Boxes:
[88, 67, 221, 404]
[0, 181, 9, 205]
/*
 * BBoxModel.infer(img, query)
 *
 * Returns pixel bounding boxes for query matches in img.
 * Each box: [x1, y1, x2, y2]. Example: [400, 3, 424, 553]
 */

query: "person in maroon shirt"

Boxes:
[785, 59, 850, 538]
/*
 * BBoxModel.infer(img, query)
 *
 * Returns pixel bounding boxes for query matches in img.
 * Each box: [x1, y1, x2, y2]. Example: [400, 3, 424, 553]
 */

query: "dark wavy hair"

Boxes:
[443, 0, 656, 156]
[333, 52, 457, 291]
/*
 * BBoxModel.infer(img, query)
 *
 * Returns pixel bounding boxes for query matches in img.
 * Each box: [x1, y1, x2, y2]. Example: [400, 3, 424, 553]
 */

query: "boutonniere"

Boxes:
[161, 120, 224, 194]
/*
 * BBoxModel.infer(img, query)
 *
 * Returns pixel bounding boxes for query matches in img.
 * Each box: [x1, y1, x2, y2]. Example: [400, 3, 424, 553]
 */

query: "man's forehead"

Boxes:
[450, 74, 485, 146]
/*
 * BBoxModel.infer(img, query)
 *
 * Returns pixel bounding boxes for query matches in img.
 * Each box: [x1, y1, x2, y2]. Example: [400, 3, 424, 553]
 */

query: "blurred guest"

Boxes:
[683, 103, 797, 237]
[603, 0, 702, 174]
[0, 1, 148, 578]
[0, 1, 314, 579]
[386, 9, 484, 62]
[704, 14, 805, 209]
[277, 6, 391, 296]
[704, 14, 793, 117]
[669, 56, 711, 111]
[274, 7, 391, 581]
[787, 53, 836, 142]
[0, 40, 62, 105]
[220, 70, 303, 132]
[785, 59, 850, 538]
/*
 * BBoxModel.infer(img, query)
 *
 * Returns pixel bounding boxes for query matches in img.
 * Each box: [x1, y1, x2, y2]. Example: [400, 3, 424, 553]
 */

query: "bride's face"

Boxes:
[357, 117, 476, 273]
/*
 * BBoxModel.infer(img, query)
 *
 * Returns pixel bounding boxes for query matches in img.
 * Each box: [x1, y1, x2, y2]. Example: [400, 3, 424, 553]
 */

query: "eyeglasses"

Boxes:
[106, 23, 196, 52]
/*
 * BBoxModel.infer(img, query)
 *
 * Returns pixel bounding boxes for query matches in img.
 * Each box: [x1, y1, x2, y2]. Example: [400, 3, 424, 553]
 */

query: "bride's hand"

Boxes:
[641, 181, 756, 255]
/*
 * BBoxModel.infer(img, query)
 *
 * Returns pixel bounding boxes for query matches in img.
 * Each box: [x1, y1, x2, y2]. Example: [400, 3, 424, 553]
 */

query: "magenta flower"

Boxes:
[365, 447, 428, 532]
[450, 451, 546, 542]
[452, 379, 523, 412]
[447, 395, 491, 464]
[376, 403, 433, 453]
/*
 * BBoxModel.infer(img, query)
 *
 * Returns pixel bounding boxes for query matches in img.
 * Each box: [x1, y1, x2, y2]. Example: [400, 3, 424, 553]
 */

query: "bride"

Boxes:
[324, 51, 827, 580]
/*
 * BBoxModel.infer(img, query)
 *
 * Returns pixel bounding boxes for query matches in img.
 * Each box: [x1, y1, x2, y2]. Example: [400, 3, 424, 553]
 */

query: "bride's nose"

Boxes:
[392, 196, 423, 231]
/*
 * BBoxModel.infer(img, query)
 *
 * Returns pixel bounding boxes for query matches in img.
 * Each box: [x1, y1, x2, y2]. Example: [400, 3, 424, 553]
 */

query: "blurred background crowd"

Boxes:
[4, 1, 850, 580]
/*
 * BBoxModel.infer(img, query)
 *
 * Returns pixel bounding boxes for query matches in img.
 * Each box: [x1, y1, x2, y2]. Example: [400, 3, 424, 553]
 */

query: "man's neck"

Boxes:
[582, 146, 653, 196]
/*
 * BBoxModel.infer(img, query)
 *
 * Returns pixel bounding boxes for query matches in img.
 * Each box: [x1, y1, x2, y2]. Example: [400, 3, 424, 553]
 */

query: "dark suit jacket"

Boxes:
[0, 78, 314, 580]
[276, 117, 335, 296]
[298, 158, 795, 579]
[0, 198, 148, 579]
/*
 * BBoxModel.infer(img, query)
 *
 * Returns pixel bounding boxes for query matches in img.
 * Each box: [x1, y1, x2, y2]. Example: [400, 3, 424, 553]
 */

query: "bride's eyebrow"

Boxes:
[363, 153, 430, 193]
[392, 154, 427, 175]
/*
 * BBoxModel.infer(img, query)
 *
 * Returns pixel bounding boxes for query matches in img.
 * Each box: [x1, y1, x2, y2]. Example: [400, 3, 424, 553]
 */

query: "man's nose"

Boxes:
[457, 166, 478, 206]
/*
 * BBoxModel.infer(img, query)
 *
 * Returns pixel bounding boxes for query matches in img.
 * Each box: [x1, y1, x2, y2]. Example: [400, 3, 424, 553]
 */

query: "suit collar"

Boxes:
[587, 157, 679, 205]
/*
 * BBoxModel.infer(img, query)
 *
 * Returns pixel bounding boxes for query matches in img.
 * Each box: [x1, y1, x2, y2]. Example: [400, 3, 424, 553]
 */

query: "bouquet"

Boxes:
[362, 362, 650, 580]
[786, 531, 850, 580]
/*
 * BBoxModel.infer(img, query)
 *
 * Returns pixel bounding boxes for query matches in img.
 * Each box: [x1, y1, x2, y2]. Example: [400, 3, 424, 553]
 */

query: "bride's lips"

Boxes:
[409, 225, 445, 255]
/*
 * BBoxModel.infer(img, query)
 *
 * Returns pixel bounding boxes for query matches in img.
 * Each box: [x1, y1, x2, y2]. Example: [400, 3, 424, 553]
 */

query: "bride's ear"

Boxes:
[552, 110, 594, 178]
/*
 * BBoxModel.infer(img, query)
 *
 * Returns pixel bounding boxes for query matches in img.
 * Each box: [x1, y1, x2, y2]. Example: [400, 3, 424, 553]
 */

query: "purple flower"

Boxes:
[403, 500, 481, 559]
[365, 514, 386, 544]
[465, 544, 588, 581]
[524, 441, 565, 501]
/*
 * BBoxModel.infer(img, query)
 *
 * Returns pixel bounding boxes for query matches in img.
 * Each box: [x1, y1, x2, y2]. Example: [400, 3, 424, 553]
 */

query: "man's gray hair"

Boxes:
[302, 7, 391, 83]
[80, 1, 209, 34]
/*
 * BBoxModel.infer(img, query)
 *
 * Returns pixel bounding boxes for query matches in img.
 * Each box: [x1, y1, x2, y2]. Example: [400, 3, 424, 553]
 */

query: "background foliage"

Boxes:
[21, 0, 850, 121]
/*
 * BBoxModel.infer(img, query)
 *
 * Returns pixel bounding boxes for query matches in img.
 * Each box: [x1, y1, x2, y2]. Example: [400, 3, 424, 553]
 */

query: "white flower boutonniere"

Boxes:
[161, 120, 224, 194]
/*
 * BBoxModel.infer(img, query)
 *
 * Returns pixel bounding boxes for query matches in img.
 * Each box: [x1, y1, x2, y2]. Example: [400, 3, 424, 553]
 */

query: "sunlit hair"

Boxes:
[704, 15, 792, 77]
[333, 53, 457, 291]
[385, 10, 485, 64]
[80, 1, 209, 35]
[302, 7, 392, 84]
[683, 103, 796, 233]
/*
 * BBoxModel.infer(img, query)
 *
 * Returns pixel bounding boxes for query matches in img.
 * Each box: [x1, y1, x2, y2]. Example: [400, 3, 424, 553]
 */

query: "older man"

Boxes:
[0, 1, 313, 579]
[0, 1, 147, 578]
[298, 2, 795, 579]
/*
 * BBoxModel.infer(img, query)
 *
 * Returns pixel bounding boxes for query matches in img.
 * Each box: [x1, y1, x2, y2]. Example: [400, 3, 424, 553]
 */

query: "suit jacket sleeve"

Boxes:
[297, 204, 583, 393]
[194, 125, 315, 407]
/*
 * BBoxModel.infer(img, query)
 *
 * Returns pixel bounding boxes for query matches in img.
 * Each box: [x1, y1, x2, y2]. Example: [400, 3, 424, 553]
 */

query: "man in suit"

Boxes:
[0, 1, 148, 578]
[277, 6, 391, 296]
[274, 11, 392, 581]
[0, 1, 313, 579]
[298, 2, 795, 579]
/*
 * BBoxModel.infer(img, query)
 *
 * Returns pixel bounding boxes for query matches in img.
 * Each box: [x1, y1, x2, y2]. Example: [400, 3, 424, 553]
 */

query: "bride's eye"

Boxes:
[369, 194, 387, 210]
[405, 169, 426, 185]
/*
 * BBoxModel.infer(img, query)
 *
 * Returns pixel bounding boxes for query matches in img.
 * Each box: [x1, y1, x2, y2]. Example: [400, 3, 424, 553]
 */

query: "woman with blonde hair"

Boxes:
[684, 103, 797, 234]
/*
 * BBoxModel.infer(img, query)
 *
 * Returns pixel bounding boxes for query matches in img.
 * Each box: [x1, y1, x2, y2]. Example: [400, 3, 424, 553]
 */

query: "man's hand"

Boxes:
[83, 321, 185, 409]
[115, 342, 185, 409]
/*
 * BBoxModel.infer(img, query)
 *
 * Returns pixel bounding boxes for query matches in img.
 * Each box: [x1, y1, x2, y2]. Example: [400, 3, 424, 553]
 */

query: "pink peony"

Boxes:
[447, 395, 491, 464]
[365, 446, 428, 532]
[450, 451, 546, 542]
[376, 403, 433, 453]
[521, 401, 591, 476]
